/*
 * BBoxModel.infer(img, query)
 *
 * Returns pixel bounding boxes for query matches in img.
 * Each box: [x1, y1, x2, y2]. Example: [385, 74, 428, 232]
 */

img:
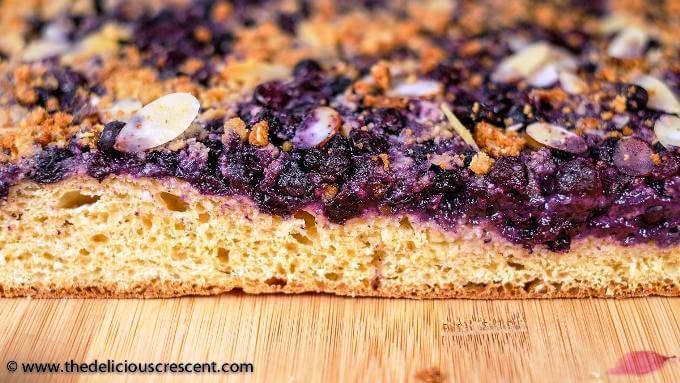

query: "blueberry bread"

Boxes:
[0, 0, 678, 298]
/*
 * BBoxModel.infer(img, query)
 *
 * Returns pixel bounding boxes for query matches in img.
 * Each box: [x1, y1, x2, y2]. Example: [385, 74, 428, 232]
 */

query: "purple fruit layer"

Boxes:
[0, 0, 678, 252]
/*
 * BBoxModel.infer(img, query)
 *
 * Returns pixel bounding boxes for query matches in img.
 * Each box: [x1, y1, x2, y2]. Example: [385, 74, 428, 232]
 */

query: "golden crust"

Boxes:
[2, 275, 678, 299]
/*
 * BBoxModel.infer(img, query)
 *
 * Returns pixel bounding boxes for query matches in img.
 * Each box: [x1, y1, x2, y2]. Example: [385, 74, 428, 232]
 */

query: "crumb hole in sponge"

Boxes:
[264, 277, 287, 287]
[507, 260, 526, 270]
[325, 272, 341, 281]
[91, 234, 109, 243]
[216, 247, 230, 264]
[159, 192, 189, 212]
[56, 191, 100, 209]
[171, 248, 187, 260]
[198, 213, 210, 223]
[291, 233, 312, 245]
[523, 278, 543, 292]
[293, 210, 317, 236]
[399, 216, 413, 230]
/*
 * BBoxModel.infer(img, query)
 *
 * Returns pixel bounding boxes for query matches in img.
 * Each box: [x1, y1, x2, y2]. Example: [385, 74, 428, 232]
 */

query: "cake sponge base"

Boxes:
[0, 176, 678, 298]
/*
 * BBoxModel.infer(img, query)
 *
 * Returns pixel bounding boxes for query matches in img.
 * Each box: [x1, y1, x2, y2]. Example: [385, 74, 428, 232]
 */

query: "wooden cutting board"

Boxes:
[0, 296, 678, 382]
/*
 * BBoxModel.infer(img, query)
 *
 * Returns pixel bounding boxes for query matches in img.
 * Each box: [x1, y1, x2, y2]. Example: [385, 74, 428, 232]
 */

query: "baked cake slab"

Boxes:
[0, 0, 678, 298]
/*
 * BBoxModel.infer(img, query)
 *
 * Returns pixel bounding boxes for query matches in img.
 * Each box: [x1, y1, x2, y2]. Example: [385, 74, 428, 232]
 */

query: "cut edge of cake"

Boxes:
[1, 175, 677, 299]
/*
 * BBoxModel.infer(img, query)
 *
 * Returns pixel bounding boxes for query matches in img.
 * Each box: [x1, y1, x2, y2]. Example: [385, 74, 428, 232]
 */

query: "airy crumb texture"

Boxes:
[0, 176, 677, 298]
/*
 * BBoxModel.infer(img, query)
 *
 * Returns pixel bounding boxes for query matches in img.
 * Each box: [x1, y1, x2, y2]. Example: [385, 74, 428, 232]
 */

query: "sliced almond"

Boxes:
[525, 122, 587, 153]
[528, 64, 560, 88]
[492, 42, 575, 87]
[506, 123, 524, 132]
[21, 22, 72, 62]
[100, 98, 143, 123]
[293, 106, 341, 149]
[440, 103, 479, 151]
[558, 70, 587, 95]
[62, 23, 131, 65]
[654, 115, 680, 148]
[632, 75, 680, 114]
[492, 42, 551, 83]
[600, 13, 640, 35]
[22, 40, 72, 62]
[612, 114, 630, 129]
[388, 79, 443, 98]
[221, 60, 291, 88]
[114, 93, 200, 153]
[607, 27, 649, 59]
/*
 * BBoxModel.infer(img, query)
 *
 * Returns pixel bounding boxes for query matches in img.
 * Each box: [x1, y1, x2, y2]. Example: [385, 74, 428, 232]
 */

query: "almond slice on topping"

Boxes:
[558, 70, 587, 95]
[100, 99, 143, 123]
[607, 27, 649, 59]
[525, 122, 587, 153]
[654, 115, 680, 148]
[600, 13, 640, 34]
[440, 103, 479, 151]
[388, 79, 443, 98]
[632, 75, 680, 114]
[221, 60, 291, 88]
[21, 22, 72, 62]
[492, 42, 575, 87]
[492, 42, 552, 83]
[528, 64, 560, 88]
[293, 106, 341, 149]
[22, 40, 72, 62]
[506, 123, 524, 132]
[114, 93, 200, 153]
[613, 114, 630, 129]
[61, 23, 131, 65]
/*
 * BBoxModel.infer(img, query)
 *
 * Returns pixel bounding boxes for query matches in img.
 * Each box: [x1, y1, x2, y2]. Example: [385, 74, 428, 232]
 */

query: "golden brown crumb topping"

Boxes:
[0, 0, 678, 163]
[468, 152, 495, 175]
[248, 120, 270, 147]
[474, 122, 526, 158]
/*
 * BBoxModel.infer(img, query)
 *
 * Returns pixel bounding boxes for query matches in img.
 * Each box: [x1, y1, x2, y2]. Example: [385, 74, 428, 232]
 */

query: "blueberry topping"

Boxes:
[555, 158, 601, 196]
[293, 59, 323, 78]
[367, 108, 406, 134]
[489, 157, 528, 194]
[0, 0, 677, 253]
[97, 121, 125, 153]
[29, 147, 73, 184]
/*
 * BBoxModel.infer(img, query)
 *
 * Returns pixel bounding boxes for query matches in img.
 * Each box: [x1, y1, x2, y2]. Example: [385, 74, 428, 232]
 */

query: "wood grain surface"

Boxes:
[0, 296, 678, 382]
